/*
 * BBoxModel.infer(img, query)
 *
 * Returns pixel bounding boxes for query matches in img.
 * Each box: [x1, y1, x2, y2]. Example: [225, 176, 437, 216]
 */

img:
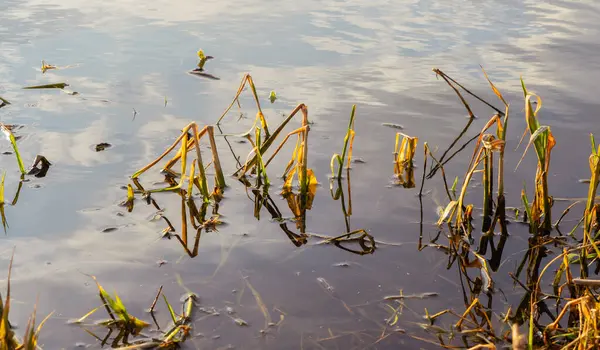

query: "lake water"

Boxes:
[1, 0, 600, 348]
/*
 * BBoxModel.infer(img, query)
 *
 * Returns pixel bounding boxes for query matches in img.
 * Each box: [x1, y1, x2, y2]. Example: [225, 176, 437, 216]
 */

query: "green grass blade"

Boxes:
[1, 125, 26, 174]
[163, 295, 178, 324]
[71, 307, 100, 324]
[337, 105, 356, 179]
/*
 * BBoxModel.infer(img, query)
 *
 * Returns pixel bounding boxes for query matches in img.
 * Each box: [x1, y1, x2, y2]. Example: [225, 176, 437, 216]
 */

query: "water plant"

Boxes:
[393, 133, 418, 188]
[195, 49, 213, 72]
[517, 80, 555, 235]
[331, 105, 356, 180]
[131, 123, 226, 201]
[215, 74, 317, 219]
[1, 250, 52, 350]
[0, 124, 25, 175]
[79, 275, 197, 348]
[5, 62, 600, 350]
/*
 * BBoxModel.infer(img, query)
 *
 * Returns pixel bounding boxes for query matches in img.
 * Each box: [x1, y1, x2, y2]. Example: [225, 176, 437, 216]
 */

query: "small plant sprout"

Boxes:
[88, 276, 150, 336]
[196, 49, 213, 72]
[119, 184, 135, 213]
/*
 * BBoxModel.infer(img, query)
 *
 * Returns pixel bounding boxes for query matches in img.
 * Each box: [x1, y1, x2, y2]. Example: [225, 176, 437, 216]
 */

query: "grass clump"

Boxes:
[1, 250, 52, 350]
[80, 276, 197, 348]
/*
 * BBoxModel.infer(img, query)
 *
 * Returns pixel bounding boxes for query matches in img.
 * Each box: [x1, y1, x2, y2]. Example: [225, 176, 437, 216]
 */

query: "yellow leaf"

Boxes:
[306, 168, 317, 186]
[436, 201, 457, 226]
[283, 166, 297, 190]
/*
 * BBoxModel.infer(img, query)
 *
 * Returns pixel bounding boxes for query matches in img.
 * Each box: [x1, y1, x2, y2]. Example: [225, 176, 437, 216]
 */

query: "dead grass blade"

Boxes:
[244, 276, 272, 330]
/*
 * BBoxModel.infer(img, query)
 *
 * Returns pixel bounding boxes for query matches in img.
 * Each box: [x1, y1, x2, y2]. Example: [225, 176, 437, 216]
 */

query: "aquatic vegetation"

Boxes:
[22, 82, 69, 90]
[581, 135, 600, 267]
[393, 133, 418, 188]
[0, 250, 52, 350]
[215, 74, 318, 225]
[482, 67, 510, 226]
[416, 70, 600, 350]
[89, 275, 150, 336]
[120, 184, 134, 213]
[79, 275, 197, 348]
[131, 123, 226, 201]
[517, 79, 555, 235]
[23, 82, 77, 95]
[216, 73, 270, 137]
[5, 62, 600, 350]
[39, 60, 78, 74]
[40, 60, 57, 73]
[331, 105, 356, 180]
[1, 124, 52, 182]
[195, 49, 213, 72]
[1, 124, 26, 175]
[330, 158, 355, 234]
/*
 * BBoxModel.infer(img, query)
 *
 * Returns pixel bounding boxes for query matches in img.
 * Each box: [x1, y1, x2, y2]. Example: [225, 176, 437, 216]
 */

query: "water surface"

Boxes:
[1, 0, 600, 348]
